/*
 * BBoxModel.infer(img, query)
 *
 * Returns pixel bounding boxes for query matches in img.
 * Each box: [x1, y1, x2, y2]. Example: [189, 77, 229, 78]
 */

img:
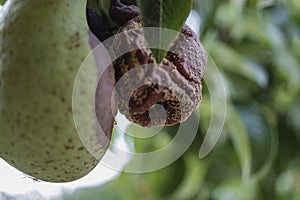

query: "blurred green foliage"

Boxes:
[1, 0, 299, 199]
[63, 0, 299, 199]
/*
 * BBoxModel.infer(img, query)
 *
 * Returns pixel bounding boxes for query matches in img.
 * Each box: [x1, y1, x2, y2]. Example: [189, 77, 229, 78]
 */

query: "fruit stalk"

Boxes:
[109, 0, 140, 26]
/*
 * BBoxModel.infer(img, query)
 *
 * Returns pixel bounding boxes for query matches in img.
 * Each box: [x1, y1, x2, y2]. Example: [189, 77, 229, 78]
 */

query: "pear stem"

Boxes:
[110, 0, 122, 7]
[109, 0, 140, 26]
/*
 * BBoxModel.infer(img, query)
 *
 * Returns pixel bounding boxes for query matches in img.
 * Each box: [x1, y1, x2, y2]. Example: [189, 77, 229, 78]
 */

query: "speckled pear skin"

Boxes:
[0, 0, 111, 182]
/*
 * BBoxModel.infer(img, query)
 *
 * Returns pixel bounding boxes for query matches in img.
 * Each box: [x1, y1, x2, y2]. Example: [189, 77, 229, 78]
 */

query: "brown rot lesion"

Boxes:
[87, 0, 207, 127]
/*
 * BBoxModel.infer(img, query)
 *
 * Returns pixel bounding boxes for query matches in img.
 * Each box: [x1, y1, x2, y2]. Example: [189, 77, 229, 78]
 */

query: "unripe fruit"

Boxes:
[0, 0, 114, 182]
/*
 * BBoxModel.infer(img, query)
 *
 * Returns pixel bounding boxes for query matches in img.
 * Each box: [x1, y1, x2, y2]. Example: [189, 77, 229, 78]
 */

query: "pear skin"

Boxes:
[0, 0, 113, 182]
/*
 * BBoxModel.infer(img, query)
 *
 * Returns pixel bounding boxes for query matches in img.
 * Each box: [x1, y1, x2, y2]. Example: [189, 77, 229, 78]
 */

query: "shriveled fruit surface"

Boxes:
[112, 17, 207, 127]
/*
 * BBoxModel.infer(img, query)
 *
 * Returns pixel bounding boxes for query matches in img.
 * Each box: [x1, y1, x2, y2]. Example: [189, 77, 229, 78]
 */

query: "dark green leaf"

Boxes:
[250, 107, 279, 183]
[170, 153, 208, 200]
[87, 0, 100, 14]
[227, 105, 252, 181]
[137, 0, 193, 63]
[98, 0, 110, 18]
[212, 178, 261, 200]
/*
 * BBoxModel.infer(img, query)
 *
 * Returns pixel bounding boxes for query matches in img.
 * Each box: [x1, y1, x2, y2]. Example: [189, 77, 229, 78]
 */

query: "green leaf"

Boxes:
[275, 158, 300, 199]
[137, 0, 193, 63]
[142, 157, 185, 197]
[250, 107, 279, 183]
[227, 105, 252, 181]
[169, 153, 208, 200]
[212, 178, 261, 200]
[98, 0, 110, 18]
[96, 0, 116, 27]
[87, 0, 100, 14]
[63, 173, 155, 200]
[0, 0, 5, 5]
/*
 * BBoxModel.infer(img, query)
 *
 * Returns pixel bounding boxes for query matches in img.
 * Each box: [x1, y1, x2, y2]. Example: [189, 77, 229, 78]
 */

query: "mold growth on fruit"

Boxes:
[112, 17, 207, 127]
[86, 0, 208, 127]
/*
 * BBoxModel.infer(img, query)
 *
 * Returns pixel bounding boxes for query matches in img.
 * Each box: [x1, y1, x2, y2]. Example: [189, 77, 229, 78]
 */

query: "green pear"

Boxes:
[0, 0, 114, 182]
